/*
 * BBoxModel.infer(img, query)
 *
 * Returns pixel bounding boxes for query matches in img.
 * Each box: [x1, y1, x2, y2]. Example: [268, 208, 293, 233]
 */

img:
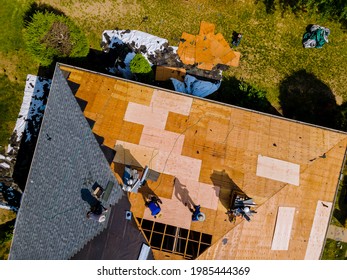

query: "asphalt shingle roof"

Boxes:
[9, 65, 125, 259]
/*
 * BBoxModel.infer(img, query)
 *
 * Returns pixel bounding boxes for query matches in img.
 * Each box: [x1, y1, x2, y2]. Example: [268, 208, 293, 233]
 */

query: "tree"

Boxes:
[24, 12, 89, 66]
[306, 0, 347, 21]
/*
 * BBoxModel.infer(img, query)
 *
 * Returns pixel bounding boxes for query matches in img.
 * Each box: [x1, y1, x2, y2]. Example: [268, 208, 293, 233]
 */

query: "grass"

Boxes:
[0, 210, 16, 260]
[322, 239, 347, 260]
[0, 0, 38, 151]
[33, 0, 347, 112]
[0, 75, 25, 153]
[0, 240, 12, 260]
[0, 209, 16, 224]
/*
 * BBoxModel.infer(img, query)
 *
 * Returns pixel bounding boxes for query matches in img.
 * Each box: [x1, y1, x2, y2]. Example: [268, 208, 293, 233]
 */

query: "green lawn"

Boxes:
[322, 239, 347, 260]
[0, 240, 12, 260]
[0, 210, 16, 260]
[0, 0, 38, 151]
[40, 0, 347, 109]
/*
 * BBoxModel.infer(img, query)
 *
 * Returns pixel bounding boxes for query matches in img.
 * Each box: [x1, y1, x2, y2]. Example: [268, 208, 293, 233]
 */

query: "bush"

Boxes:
[24, 12, 89, 66]
[129, 53, 154, 83]
[306, 0, 347, 21]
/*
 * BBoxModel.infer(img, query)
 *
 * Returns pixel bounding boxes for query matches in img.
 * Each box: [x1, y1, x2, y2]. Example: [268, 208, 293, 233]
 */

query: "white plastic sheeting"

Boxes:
[102, 30, 169, 55]
[7, 75, 51, 154]
[102, 30, 178, 78]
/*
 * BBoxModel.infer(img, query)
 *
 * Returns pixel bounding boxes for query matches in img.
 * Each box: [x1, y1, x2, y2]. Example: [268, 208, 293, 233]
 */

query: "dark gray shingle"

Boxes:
[10, 66, 123, 259]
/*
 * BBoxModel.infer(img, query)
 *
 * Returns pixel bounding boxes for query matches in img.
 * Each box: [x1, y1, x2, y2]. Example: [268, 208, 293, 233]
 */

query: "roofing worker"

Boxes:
[232, 33, 242, 47]
[145, 195, 162, 217]
[192, 205, 205, 222]
[87, 201, 108, 223]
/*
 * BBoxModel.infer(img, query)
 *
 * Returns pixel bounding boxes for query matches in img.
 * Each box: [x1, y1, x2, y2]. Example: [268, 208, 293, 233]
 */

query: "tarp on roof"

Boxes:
[302, 25, 330, 49]
[171, 74, 221, 98]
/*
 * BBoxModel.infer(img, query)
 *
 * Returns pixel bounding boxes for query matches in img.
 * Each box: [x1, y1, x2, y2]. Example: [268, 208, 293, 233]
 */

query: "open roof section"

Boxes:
[9, 65, 149, 260]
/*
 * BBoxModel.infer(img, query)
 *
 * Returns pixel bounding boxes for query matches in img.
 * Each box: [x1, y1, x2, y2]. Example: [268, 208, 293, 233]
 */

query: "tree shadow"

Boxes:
[255, 0, 306, 15]
[208, 76, 280, 116]
[37, 47, 122, 79]
[23, 2, 65, 26]
[279, 70, 343, 130]
[210, 170, 248, 211]
[0, 219, 15, 242]
[263, 0, 276, 14]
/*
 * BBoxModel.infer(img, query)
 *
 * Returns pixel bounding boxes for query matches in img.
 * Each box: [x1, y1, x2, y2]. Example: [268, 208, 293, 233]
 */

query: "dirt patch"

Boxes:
[41, 21, 72, 55]
[0, 54, 20, 82]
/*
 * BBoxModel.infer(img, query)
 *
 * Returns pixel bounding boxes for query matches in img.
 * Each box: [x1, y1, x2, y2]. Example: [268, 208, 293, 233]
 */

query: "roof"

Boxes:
[177, 21, 241, 70]
[10, 63, 347, 260]
[9, 66, 148, 260]
[59, 64, 347, 260]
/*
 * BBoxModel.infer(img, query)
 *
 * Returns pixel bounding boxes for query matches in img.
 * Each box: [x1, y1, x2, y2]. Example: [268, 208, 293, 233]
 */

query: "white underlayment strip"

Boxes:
[271, 207, 295, 250]
[305, 200, 332, 260]
[256, 155, 300, 186]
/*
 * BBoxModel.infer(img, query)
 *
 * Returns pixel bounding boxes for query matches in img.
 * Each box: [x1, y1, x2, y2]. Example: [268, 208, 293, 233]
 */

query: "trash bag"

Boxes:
[302, 25, 330, 49]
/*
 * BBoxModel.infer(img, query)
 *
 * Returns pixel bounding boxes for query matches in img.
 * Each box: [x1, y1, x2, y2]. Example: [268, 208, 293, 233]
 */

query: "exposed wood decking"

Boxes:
[60, 65, 347, 259]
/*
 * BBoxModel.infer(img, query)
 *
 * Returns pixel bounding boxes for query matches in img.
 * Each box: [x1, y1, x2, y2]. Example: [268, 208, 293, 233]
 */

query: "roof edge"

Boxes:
[57, 63, 347, 135]
[8, 64, 60, 259]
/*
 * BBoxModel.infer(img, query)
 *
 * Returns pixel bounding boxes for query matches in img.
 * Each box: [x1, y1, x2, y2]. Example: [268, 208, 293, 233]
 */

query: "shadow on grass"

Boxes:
[279, 69, 343, 130]
[37, 48, 118, 79]
[333, 175, 347, 227]
[255, 0, 306, 14]
[0, 219, 15, 244]
[263, 0, 276, 14]
[208, 76, 280, 116]
[23, 2, 65, 26]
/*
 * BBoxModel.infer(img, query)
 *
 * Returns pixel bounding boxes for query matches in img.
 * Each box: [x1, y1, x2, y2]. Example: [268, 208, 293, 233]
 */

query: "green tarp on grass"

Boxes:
[302, 25, 330, 49]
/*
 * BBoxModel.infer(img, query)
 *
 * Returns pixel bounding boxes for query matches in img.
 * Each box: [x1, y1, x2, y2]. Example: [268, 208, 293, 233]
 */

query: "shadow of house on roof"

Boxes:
[9, 65, 151, 260]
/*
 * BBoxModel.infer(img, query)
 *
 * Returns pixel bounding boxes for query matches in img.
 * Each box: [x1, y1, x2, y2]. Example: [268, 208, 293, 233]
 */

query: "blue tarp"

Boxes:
[171, 74, 221, 98]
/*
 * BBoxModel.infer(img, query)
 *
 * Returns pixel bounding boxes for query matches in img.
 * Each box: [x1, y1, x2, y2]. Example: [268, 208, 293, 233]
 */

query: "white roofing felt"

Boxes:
[7, 75, 51, 153]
